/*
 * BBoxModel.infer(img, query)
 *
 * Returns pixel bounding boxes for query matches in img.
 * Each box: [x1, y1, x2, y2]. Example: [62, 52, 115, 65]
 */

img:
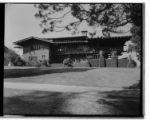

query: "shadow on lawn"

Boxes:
[4, 91, 72, 115]
[4, 89, 142, 116]
[4, 67, 93, 78]
[98, 89, 142, 116]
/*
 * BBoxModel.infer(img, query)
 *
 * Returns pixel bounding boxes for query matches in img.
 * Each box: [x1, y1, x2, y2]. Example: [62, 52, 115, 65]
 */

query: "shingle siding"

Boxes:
[22, 43, 50, 62]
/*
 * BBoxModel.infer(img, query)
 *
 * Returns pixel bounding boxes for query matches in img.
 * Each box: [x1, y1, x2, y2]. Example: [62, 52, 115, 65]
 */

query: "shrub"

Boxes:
[111, 50, 118, 58]
[9, 54, 25, 66]
[27, 60, 41, 67]
[4, 46, 26, 66]
[41, 60, 48, 66]
[63, 58, 73, 67]
[73, 60, 91, 67]
[127, 60, 136, 68]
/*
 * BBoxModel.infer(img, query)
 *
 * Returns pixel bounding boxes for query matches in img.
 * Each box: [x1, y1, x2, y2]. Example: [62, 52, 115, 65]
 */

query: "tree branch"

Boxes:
[53, 28, 66, 32]
[54, 20, 81, 29]
[115, 19, 132, 27]
[47, 10, 71, 20]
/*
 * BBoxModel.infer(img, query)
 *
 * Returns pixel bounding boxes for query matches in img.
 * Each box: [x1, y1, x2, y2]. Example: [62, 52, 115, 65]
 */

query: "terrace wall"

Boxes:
[88, 58, 135, 68]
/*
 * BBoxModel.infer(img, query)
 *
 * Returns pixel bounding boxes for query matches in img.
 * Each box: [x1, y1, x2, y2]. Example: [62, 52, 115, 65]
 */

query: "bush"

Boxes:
[10, 55, 26, 66]
[41, 60, 48, 66]
[27, 60, 41, 67]
[4, 46, 25, 66]
[25, 59, 50, 67]
[63, 58, 73, 67]
[111, 50, 118, 59]
[125, 80, 141, 89]
[40, 60, 50, 67]
[73, 60, 91, 67]
[127, 60, 136, 68]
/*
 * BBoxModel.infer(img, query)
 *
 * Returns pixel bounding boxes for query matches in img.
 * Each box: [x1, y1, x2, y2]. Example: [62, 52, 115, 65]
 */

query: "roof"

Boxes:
[51, 41, 88, 44]
[13, 36, 52, 46]
[14, 35, 132, 46]
[45, 35, 87, 40]
[88, 36, 131, 40]
[14, 36, 87, 46]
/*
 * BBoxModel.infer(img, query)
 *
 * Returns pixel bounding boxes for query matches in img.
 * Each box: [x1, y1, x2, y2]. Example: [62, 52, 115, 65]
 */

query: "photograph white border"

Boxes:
[2, 0, 149, 120]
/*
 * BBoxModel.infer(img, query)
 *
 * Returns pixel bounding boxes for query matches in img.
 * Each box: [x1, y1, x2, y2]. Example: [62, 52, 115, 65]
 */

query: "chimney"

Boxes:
[81, 30, 87, 36]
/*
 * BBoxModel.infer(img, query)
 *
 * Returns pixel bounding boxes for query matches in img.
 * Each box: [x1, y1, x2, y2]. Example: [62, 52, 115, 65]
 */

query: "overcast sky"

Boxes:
[5, 4, 73, 50]
[5, 4, 131, 55]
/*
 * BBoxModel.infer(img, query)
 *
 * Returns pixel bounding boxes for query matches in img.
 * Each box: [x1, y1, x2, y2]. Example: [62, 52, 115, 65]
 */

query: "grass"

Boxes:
[4, 67, 94, 78]
[4, 67, 142, 116]
[4, 68, 140, 88]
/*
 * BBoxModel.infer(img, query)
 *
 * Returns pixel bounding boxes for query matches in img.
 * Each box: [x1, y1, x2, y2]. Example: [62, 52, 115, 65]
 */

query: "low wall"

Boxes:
[88, 58, 136, 68]
[118, 59, 129, 67]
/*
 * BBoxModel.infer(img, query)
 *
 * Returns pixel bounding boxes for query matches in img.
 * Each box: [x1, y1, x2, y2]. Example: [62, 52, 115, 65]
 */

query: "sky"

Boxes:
[5, 4, 131, 55]
[5, 4, 92, 54]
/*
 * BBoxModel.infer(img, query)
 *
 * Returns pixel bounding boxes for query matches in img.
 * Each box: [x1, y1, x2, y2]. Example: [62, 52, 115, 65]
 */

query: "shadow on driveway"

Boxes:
[4, 89, 141, 116]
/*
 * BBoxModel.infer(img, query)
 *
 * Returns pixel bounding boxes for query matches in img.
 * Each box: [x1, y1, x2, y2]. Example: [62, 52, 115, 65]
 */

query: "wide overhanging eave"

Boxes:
[13, 37, 52, 46]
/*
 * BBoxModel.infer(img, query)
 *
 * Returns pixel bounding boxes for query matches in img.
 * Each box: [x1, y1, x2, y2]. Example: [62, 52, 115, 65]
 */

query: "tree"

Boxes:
[34, 3, 142, 51]
[123, 4, 142, 56]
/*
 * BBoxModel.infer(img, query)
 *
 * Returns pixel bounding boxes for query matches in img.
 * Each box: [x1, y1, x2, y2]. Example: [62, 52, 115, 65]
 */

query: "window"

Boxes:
[29, 56, 32, 61]
[29, 56, 37, 61]
[42, 55, 45, 59]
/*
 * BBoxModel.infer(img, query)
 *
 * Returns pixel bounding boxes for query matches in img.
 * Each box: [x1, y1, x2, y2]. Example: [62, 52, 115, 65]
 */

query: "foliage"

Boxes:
[34, 3, 142, 53]
[122, 4, 142, 54]
[27, 60, 41, 67]
[128, 80, 141, 89]
[4, 46, 25, 66]
[111, 50, 118, 58]
[63, 58, 73, 67]
[41, 60, 50, 67]
[129, 25, 141, 54]
[123, 4, 142, 27]
[13, 56, 26, 66]
[34, 4, 142, 35]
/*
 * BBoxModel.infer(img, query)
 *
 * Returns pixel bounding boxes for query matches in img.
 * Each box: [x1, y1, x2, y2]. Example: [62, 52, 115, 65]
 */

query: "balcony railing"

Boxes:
[56, 51, 96, 55]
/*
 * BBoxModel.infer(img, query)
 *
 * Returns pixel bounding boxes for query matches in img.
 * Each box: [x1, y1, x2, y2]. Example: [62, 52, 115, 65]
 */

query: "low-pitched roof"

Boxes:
[14, 35, 132, 46]
[13, 36, 52, 46]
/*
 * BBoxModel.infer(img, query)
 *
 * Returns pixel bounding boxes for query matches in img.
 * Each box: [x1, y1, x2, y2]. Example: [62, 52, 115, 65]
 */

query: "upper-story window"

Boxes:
[31, 44, 42, 50]
[24, 44, 47, 53]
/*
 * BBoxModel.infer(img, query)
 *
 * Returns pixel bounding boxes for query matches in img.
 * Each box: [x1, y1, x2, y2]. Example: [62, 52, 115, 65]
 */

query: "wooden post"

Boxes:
[111, 50, 118, 67]
[99, 50, 105, 67]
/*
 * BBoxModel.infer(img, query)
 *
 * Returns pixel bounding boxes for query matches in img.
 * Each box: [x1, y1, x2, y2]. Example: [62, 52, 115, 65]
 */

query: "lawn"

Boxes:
[4, 68, 140, 88]
[4, 67, 93, 78]
[4, 67, 142, 116]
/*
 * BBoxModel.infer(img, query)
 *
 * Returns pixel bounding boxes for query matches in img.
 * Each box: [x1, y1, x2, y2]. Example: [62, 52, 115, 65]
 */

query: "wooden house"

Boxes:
[14, 35, 131, 63]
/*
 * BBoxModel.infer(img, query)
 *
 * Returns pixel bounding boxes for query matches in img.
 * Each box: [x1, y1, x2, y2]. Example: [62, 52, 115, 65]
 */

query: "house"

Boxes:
[14, 34, 131, 63]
